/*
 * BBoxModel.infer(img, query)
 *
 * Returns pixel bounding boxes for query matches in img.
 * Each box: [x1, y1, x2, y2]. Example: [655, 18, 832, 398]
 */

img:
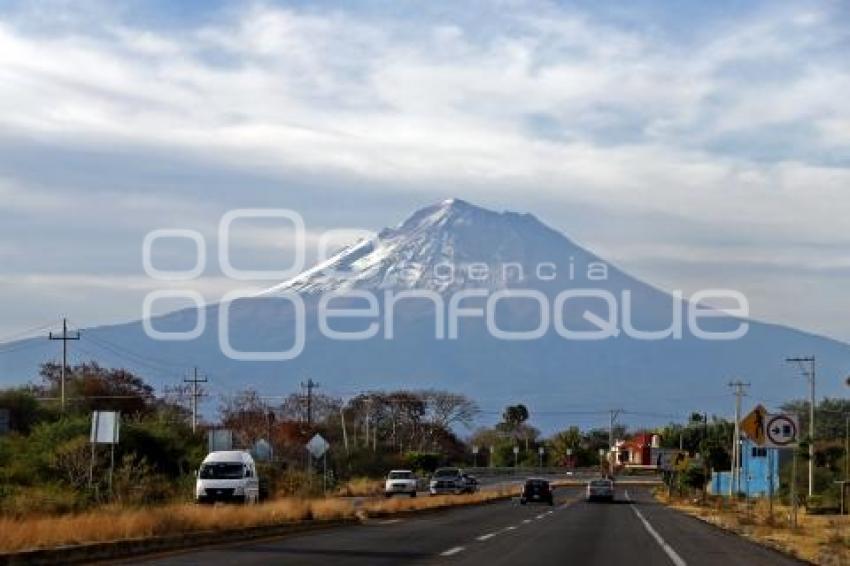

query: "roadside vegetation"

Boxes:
[657, 491, 848, 565]
[0, 485, 520, 553]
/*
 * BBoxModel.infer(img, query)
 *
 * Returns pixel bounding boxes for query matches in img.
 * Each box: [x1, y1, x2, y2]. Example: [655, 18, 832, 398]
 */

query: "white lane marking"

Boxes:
[535, 513, 546, 519]
[441, 546, 465, 556]
[625, 491, 687, 566]
[504, 525, 517, 531]
[378, 519, 402, 525]
[476, 533, 497, 541]
[522, 519, 532, 524]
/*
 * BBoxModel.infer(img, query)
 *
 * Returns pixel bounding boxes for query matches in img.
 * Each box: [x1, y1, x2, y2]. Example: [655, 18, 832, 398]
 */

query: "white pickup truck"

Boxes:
[384, 469, 418, 497]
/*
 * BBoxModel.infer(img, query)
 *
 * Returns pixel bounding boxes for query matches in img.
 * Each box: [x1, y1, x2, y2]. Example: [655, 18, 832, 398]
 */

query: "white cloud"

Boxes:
[0, 1, 848, 340]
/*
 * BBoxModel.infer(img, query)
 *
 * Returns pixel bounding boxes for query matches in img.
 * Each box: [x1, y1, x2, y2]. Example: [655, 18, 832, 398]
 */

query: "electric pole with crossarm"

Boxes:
[183, 367, 207, 433]
[49, 318, 80, 412]
[786, 356, 816, 498]
[728, 380, 750, 495]
[301, 379, 319, 427]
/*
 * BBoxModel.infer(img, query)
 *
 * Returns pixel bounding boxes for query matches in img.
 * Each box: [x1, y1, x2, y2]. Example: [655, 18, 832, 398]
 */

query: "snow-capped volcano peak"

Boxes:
[264, 199, 588, 295]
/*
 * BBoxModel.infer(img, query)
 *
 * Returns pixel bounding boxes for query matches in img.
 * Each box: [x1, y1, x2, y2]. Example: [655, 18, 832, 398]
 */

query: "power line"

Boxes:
[82, 332, 184, 372]
[0, 321, 58, 344]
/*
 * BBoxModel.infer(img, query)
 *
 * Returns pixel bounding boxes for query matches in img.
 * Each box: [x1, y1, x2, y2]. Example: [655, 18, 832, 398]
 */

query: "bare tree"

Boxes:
[423, 390, 479, 430]
[219, 389, 270, 449]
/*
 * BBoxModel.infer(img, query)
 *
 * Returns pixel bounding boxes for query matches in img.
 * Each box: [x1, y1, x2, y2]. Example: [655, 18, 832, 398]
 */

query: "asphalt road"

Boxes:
[130, 486, 802, 566]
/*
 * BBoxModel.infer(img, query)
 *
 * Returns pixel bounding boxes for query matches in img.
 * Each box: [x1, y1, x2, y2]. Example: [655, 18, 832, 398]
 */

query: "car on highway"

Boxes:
[385, 469, 418, 497]
[429, 467, 467, 495]
[461, 473, 479, 493]
[586, 478, 615, 502]
[520, 478, 554, 505]
[195, 450, 260, 504]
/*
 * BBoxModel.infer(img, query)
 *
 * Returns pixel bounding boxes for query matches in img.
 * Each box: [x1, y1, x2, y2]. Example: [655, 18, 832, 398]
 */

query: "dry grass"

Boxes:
[657, 492, 850, 565]
[333, 477, 384, 497]
[0, 484, 519, 554]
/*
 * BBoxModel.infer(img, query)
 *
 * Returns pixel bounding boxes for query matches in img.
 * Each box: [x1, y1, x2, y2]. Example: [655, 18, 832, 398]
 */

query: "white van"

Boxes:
[195, 451, 260, 504]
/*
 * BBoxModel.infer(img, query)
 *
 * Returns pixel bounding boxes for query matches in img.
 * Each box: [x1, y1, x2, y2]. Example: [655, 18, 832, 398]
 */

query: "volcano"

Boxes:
[2, 199, 849, 430]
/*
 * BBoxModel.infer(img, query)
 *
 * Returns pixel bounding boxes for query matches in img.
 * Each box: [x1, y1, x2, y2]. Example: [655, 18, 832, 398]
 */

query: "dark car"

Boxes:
[461, 473, 479, 493]
[586, 478, 615, 502]
[520, 478, 554, 505]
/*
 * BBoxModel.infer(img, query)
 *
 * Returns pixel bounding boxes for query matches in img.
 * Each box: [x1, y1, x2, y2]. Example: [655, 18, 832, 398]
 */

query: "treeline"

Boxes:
[0, 361, 483, 513]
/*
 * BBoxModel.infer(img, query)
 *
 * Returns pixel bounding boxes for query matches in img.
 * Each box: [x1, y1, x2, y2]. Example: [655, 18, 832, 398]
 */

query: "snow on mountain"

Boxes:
[264, 198, 587, 295]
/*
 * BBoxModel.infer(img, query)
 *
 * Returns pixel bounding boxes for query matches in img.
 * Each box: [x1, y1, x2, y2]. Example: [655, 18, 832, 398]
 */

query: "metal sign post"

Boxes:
[306, 434, 330, 494]
[791, 448, 798, 528]
[89, 411, 120, 495]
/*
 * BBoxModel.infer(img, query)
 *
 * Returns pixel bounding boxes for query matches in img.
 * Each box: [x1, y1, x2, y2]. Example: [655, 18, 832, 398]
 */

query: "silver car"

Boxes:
[429, 468, 465, 495]
[586, 478, 615, 502]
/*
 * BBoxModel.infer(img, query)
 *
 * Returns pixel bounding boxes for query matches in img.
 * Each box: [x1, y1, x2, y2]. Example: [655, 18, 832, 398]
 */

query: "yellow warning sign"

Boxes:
[741, 404, 768, 446]
[673, 452, 689, 472]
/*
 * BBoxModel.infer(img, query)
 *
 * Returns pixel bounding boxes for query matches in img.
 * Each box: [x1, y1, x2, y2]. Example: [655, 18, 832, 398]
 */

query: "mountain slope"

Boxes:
[2, 199, 849, 430]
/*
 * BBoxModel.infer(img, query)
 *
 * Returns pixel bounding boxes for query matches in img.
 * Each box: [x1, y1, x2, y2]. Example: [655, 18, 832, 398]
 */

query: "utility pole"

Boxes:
[301, 379, 319, 427]
[728, 381, 750, 496]
[609, 409, 622, 472]
[340, 406, 349, 454]
[49, 318, 80, 413]
[183, 367, 207, 433]
[786, 356, 815, 498]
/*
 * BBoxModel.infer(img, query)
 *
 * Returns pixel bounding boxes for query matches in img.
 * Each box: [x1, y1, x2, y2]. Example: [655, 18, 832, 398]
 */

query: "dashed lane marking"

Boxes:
[441, 546, 465, 556]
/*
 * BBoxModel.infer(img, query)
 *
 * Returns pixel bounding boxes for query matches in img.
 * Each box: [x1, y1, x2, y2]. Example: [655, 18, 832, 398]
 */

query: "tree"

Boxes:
[37, 361, 155, 417]
[219, 389, 271, 449]
[550, 426, 582, 464]
[424, 390, 479, 430]
[0, 388, 50, 433]
[279, 392, 342, 425]
[501, 404, 529, 429]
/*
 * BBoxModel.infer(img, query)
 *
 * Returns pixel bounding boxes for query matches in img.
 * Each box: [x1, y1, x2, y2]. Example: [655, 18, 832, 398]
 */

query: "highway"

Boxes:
[130, 486, 801, 566]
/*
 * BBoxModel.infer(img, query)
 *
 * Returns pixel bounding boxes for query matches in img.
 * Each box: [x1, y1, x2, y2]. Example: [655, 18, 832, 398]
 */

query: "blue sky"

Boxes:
[1, 0, 849, 348]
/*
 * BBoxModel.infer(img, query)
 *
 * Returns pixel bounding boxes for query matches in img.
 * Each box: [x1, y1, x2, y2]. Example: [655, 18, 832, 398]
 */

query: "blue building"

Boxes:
[708, 438, 780, 497]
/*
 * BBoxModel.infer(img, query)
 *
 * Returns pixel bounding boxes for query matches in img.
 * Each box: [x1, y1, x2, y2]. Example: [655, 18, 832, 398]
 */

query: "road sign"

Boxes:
[538, 446, 545, 455]
[740, 404, 768, 446]
[472, 445, 479, 454]
[513, 446, 520, 454]
[764, 414, 799, 448]
[90, 411, 120, 444]
[208, 429, 233, 452]
[306, 434, 330, 459]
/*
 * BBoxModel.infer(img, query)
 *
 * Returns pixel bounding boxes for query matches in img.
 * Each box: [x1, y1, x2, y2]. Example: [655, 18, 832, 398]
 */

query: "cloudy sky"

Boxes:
[1, 0, 849, 347]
